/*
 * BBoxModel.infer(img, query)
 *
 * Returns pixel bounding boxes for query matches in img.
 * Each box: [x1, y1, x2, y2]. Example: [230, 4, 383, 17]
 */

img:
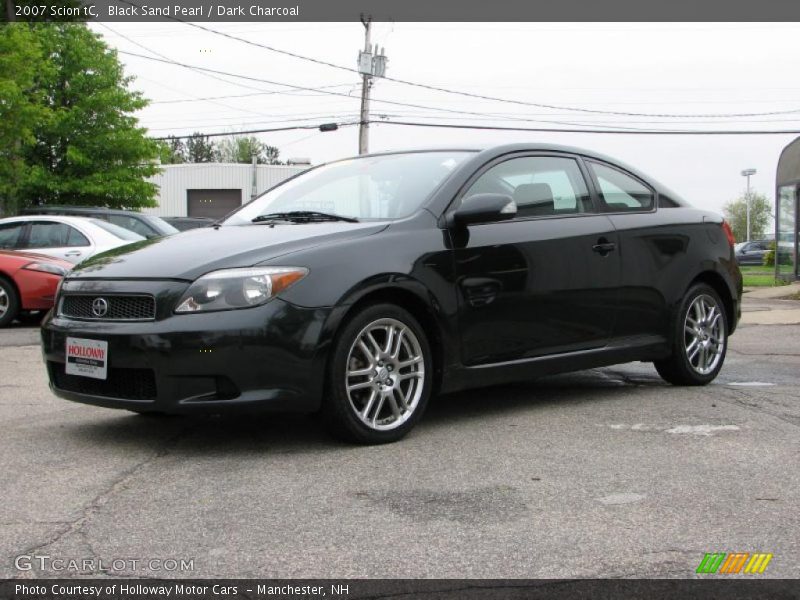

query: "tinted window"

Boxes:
[0, 223, 24, 249]
[25, 222, 89, 248]
[108, 214, 158, 237]
[465, 156, 592, 218]
[88, 218, 145, 241]
[588, 162, 654, 212]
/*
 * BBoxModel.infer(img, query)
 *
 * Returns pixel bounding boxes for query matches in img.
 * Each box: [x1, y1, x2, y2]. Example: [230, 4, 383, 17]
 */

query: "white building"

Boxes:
[144, 163, 307, 220]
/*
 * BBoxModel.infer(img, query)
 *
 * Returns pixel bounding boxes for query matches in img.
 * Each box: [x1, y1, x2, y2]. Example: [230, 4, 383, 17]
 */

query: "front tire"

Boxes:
[322, 304, 433, 444]
[654, 283, 728, 386]
[0, 277, 20, 328]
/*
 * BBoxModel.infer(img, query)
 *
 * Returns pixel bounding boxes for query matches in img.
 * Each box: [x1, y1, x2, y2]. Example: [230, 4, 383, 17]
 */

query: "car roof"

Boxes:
[1, 214, 101, 226]
[22, 205, 147, 217]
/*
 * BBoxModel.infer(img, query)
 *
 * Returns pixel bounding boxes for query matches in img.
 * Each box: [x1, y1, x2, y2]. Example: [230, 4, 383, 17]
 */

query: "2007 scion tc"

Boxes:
[42, 144, 742, 443]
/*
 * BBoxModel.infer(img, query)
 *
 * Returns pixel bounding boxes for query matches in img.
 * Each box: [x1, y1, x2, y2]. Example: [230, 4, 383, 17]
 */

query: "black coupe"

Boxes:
[42, 145, 742, 443]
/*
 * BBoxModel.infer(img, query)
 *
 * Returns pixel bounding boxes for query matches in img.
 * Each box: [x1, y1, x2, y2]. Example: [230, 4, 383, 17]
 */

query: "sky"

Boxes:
[91, 22, 800, 215]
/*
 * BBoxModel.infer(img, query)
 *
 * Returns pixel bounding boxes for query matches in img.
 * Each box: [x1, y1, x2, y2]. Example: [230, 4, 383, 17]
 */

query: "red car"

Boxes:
[0, 251, 72, 327]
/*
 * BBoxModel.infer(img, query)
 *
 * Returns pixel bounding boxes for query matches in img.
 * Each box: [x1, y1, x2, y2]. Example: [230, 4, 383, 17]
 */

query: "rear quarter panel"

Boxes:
[607, 207, 741, 343]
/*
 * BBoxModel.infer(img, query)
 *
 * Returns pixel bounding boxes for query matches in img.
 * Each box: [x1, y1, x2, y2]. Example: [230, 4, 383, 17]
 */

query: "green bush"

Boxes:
[763, 241, 776, 267]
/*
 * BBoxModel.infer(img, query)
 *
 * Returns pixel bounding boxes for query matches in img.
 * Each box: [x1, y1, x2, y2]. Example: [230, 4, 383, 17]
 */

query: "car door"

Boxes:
[21, 220, 93, 263]
[451, 154, 621, 366]
[585, 160, 671, 342]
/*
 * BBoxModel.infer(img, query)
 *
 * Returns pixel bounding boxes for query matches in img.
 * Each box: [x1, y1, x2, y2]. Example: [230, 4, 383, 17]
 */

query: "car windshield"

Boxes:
[224, 151, 473, 225]
[88, 218, 146, 241]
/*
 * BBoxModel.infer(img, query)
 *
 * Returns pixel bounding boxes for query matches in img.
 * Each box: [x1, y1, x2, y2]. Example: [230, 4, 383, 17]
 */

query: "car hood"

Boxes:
[68, 221, 389, 280]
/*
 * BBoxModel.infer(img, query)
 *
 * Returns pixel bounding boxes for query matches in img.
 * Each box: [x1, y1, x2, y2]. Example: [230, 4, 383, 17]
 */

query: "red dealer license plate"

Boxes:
[65, 337, 108, 380]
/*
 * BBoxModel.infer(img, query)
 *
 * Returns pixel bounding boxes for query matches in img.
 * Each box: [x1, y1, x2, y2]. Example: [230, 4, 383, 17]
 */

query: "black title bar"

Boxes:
[5, 0, 800, 22]
[2, 579, 799, 600]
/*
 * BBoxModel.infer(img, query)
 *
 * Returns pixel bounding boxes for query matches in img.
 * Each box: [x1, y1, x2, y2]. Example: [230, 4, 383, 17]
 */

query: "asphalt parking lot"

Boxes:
[2, 293, 799, 579]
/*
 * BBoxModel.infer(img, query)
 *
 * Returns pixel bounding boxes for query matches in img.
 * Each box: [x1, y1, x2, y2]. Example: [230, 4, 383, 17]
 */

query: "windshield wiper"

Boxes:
[252, 211, 359, 224]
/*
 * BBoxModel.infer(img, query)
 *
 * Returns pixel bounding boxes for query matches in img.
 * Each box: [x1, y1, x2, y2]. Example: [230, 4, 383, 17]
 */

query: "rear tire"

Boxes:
[654, 283, 728, 386]
[0, 277, 20, 328]
[322, 303, 433, 444]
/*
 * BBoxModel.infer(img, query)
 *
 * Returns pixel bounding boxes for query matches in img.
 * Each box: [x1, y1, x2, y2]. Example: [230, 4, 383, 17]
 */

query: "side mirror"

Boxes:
[451, 193, 517, 226]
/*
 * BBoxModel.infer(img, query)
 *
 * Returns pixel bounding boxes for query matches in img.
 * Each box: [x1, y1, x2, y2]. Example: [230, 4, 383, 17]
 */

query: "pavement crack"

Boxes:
[9, 423, 197, 573]
[728, 349, 800, 357]
[714, 387, 800, 429]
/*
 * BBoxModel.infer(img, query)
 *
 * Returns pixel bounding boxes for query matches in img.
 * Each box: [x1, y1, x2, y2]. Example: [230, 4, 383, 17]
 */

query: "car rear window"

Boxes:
[88, 219, 145, 241]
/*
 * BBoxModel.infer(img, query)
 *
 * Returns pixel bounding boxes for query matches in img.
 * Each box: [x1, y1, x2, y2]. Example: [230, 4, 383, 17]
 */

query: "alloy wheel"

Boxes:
[344, 317, 425, 431]
[0, 287, 7, 317]
[683, 294, 725, 375]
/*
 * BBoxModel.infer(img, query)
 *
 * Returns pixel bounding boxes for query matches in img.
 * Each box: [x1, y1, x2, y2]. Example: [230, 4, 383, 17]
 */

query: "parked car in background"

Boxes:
[0, 215, 145, 264]
[161, 216, 215, 231]
[734, 240, 769, 265]
[42, 145, 742, 444]
[21, 206, 178, 239]
[0, 251, 72, 327]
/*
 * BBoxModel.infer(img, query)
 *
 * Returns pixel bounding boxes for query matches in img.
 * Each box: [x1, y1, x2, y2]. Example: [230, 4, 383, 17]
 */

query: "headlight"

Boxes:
[22, 262, 69, 276]
[174, 267, 308, 313]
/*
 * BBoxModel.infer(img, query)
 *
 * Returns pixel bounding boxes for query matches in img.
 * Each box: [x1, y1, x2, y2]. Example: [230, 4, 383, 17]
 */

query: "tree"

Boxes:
[217, 135, 283, 164]
[723, 192, 771, 242]
[0, 23, 161, 211]
[158, 136, 187, 164]
[0, 24, 50, 215]
[185, 133, 218, 163]
[263, 144, 282, 165]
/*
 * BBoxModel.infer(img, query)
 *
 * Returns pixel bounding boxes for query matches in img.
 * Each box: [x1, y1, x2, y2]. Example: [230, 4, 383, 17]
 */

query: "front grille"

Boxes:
[60, 294, 156, 321]
[50, 362, 157, 400]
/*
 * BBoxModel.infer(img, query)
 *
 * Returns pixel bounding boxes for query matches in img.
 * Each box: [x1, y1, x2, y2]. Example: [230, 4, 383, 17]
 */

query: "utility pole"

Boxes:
[357, 15, 388, 155]
[357, 16, 372, 155]
[741, 168, 757, 241]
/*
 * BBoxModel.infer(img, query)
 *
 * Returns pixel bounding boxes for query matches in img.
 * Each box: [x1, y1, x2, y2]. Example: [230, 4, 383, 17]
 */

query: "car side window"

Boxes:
[0, 223, 24, 249]
[108, 214, 156, 238]
[66, 226, 90, 247]
[465, 156, 592, 219]
[24, 222, 88, 248]
[588, 161, 654, 212]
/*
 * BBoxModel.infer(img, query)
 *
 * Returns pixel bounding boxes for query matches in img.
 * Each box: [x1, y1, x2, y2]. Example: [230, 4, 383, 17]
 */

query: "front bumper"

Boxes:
[41, 282, 331, 414]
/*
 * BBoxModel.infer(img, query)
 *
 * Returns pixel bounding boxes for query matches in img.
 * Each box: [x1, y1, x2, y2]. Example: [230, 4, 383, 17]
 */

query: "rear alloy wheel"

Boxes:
[0, 278, 20, 328]
[324, 304, 432, 444]
[654, 283, 728, 386]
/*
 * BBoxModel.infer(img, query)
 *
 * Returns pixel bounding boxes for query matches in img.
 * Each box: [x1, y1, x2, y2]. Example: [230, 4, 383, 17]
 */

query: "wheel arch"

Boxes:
[324, 282, 449, 395]
[688, 270, 736, 334]
[0, 271, 22, 316]
[0, 271, 21, 300]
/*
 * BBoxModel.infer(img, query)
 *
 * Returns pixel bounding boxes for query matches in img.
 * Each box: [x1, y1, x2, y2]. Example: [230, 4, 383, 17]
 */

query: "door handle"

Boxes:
[592, 239, 616, 255]
[64, 250, 82, 257]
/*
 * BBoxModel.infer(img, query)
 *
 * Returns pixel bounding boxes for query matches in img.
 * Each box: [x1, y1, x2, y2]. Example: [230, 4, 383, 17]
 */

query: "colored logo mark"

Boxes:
[696, 552, 773, 574]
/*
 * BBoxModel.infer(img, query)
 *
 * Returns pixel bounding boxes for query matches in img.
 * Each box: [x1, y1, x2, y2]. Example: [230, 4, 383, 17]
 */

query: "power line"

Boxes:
[125, 9, 800, 120]
[150, 118, 800, 141]
[118, 50, 667, 132]
[115, 49, 800, 135]
[147, 113, 361, 132]
[99, 23, 284, 120]
[371, 120, 800, 135]
[150, 121, 359, 141]
[149, 85, 356, 104]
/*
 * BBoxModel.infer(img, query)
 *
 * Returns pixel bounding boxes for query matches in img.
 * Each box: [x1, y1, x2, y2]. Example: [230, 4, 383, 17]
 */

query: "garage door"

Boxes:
[187, 189, 242, 219]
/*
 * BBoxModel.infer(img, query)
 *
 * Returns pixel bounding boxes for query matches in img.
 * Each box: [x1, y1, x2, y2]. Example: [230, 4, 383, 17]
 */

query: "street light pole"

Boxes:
[741, 168, 757, 242]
